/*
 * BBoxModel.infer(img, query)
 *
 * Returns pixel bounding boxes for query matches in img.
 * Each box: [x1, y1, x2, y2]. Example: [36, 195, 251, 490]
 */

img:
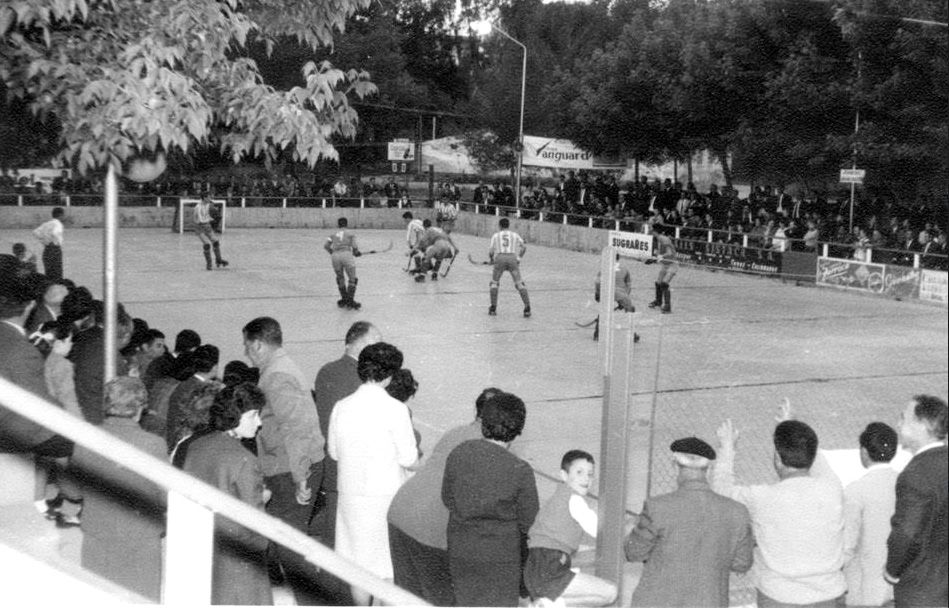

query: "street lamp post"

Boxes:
[483, 22, 526, 208]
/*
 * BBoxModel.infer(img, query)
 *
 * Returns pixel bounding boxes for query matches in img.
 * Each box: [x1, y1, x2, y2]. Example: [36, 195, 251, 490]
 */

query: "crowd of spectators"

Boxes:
[474, 173, 948, 269]
[3, 165, 946, 268]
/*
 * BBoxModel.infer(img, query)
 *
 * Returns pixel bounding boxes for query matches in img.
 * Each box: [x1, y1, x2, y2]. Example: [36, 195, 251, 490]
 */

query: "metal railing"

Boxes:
[0, 377, 426, 606]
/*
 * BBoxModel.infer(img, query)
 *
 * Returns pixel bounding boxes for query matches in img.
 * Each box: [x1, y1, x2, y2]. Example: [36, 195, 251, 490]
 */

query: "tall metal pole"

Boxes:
[849, 52, 862, 234]
[103, 163, 119, 383]
[493, 24, 527, 209]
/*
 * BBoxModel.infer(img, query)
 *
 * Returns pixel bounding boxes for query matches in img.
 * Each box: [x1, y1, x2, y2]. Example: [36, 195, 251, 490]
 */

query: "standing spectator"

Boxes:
[311, 321, 382, 546]
[242, 316, 325, 606]
[442, 392, 539, 607]
[327, 342, 417, 605]
[164, 343, 220, 450]
[184, 383, 273, 606]
[0, 261, 73, 457]
[69, 301, 133, 425]
[885, 395, 948, 607]
[32, 207, 66, 280]
[843, 423, 899, 606]
[712, 414, 846, 607]
[387, 387, 504, 606]
[803, 219, 820, 252]
[626, 437, 753, 607]
[73, 377, 166, 601]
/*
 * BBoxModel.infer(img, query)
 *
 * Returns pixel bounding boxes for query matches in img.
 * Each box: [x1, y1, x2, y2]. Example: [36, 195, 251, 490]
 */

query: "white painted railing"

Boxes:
[0, 377, 426, 606]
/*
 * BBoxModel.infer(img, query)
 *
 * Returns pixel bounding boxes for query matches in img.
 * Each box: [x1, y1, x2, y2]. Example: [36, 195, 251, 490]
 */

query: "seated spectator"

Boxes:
[526, 449, 617, 607]
[25, 279, 69, 334]
[142, 328, 201, 391]
[221, 359, 260, 387]
[388, 387, 504, 606]
[169, 382, 220, 469]
[712, 409, 846, 607]
[843, 422, 898, 606]
[442, 392, 539, 607]
[12, 242, 37, 274]
[183, 383, 272, 605]
[803, 220, 820, 252]
[73, 377, 166, 601]
[70, 300, 134, 425]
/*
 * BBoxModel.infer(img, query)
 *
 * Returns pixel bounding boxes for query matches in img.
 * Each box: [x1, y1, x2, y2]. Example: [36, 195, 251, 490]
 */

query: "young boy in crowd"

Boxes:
[524, 450, 618, 608]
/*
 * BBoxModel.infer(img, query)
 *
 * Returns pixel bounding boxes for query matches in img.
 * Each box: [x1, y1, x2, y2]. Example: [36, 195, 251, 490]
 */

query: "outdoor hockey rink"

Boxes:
[2, 225, 947, 605]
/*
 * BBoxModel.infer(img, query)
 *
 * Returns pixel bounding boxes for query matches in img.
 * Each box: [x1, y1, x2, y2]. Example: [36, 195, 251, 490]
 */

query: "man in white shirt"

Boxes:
[843, 422, 899, 606]
[713, 414, 846, 607]
[32, 207, 65, 280]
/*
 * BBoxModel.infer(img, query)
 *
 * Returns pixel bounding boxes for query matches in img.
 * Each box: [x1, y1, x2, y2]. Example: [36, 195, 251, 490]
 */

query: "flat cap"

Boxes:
[670, 436, 716, 468]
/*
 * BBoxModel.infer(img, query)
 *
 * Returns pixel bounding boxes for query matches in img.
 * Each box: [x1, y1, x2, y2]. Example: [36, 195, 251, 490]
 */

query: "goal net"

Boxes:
[175, 198, 228, 234]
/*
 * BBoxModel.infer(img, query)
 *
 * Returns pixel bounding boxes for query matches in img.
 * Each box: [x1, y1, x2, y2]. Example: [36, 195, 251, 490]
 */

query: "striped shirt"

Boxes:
[327, 230, 358, 252]
[489, 230, 524, 256]
[435, 201, 458, 221]
[193, 200, 214, 224]
[406, 219, 425, 248]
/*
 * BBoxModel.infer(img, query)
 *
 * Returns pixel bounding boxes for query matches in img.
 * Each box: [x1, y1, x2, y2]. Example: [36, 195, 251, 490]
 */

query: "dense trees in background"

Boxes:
[0, 0, 945, 199]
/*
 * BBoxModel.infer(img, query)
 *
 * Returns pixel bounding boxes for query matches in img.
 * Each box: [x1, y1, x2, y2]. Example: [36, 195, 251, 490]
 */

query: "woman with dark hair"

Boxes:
[442, 392, 539, 606]
[183, 382, 272, 605]
[328, 342, 418, 605]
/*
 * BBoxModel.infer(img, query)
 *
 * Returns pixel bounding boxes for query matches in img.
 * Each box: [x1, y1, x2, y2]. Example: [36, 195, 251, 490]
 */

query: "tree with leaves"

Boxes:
[0, 0, 377, 175]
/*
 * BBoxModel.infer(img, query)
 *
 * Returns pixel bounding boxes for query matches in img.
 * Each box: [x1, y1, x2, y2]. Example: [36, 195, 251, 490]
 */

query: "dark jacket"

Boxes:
[886, 445, 948, 607]
[0, 321, 56, 450]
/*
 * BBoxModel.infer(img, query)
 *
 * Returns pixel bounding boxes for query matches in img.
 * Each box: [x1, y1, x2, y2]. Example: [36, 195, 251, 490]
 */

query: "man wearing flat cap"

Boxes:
[625, 436, 754, 606]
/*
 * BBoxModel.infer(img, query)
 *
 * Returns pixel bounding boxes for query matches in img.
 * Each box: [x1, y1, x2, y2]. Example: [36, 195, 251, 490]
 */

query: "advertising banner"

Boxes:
[882, 265, 921, 300]
[675, 238, 782, 276]
[919, 269, 948, 305]
[522, 136, 626, 170]
[817, 258, 886, 293]
[608, 230, 653, 261]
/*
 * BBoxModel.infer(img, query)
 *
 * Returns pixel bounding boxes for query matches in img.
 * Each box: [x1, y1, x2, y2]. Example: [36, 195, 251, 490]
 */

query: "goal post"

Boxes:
[175, 198, 228, 234]
[594, 229, 655, 600]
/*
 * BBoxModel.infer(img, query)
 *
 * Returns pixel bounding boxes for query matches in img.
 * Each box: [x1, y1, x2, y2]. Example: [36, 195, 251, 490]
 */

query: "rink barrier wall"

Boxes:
[3, 205, 945, 306]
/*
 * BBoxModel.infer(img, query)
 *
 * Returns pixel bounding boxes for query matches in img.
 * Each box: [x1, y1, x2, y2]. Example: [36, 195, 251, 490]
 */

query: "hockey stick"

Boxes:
[467, 253, 491, 266]
[574, 318, 598, 328]
[362, 240, 394, 255]
[440, 252, 458, 278]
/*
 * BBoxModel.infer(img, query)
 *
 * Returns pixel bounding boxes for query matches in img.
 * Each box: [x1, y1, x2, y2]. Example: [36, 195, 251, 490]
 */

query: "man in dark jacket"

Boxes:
[885, 395, 948, 607]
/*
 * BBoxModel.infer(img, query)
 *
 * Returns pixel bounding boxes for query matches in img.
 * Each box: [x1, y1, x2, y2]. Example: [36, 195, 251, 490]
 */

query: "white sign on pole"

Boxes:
[839, 169, 866, 184]
[608, 230, 654, 261]
[387, 140, 415, 162]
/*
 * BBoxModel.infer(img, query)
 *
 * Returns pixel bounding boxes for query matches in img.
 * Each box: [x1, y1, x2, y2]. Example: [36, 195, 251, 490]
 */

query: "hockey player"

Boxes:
[488, 217, 531, 317]
[593, 255, 639, 342]
[648, 223, 678, 314]
[194, 193, 228, 270]
[403, 212, 425, 273]
[324, 217, 362, 310]
[412, 219, 458, 282]
[434, 197, 459, 233]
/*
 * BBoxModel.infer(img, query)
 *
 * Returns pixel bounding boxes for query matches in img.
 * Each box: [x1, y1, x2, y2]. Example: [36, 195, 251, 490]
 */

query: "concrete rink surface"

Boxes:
[3, 225, 947, 603]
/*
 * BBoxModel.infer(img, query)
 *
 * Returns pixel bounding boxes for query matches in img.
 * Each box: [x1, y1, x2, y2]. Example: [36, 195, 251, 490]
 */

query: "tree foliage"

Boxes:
[0, 0, 377, 174]
[535, 0, 946, 196]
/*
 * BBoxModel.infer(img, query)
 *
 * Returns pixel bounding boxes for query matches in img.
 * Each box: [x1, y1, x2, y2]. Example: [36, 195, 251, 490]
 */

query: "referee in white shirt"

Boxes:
[32, 207, 65, 280]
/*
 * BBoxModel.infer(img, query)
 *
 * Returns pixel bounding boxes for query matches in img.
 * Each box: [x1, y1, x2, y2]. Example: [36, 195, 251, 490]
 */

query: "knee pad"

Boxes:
[349, 277, 358, 286]
[489, 281, 499, 289]
[202, 244, 211, 252]
[516, 281, 527, 291]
